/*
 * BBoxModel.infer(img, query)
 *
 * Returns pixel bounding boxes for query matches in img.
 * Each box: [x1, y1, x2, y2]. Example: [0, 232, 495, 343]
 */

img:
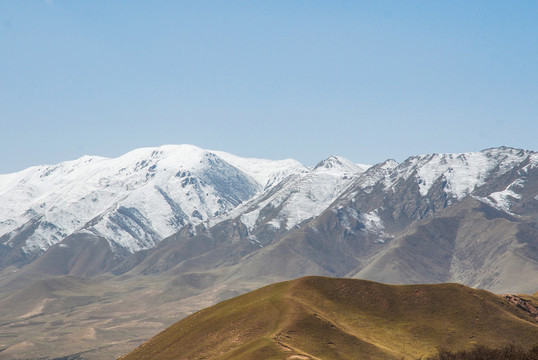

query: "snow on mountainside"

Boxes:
[0, 145, 306, 257]
[223, 146, 538, 295]
[331, 147, 538, 241]
[211, 150, 307, 190]
[383, 147, 538, 212]
[1, 145, 536, 271]
[1, 146, 537, 360]
[212, 155, 371, 232]
[387, 147, 535, 199]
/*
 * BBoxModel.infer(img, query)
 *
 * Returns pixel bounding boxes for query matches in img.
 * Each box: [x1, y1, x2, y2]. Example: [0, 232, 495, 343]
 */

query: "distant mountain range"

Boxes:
[0, 145, 537, 359]
[2, 145, 536, 292]
[0, 145, 306, 263]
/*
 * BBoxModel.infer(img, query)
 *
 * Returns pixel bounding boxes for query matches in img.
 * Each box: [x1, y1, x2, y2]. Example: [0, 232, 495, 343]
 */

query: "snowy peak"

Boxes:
[210, 150, 308, 189]
[352, 159, 399, 190]
[381, 147, 536, 200]
[1, 145, 536, 270]
[0, 145, 307, 257]
[225, 156, 371, 234]
[314, 156, 349, 170]
[314, 155, 369, 174]
[327, 147, 538, 245]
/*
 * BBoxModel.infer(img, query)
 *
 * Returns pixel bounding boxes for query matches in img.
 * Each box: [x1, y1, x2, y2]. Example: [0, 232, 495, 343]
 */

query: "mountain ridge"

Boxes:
[0, 145, 537, 359]
[119, 276, 538, 360]
[0, 144, 308, 267]
[2, 145, 536, 291]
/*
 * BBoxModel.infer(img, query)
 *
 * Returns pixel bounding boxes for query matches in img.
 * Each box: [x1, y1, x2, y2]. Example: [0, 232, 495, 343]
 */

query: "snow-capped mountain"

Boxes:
[118, 146, 538, 293]
[0, 145, 306, 265]
[1, 145, 537, 293]
[294, 146, 538, 292]
[334, 146, 538, 234]
[209, 155, 369, 235]
[383, 147, 536, 204]
[1, 145, 538, 360]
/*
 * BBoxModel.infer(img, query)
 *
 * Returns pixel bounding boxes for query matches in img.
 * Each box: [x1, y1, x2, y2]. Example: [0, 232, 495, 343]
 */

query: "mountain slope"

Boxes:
[0, 145, 306, 270]
[352, 197, 538, 293]
[1, 145, 537, 360]
[2, 145, 536, 282]
[60, 146, 533, 309]
[120, 276, 538, 360]
[114, 147, 538, 294]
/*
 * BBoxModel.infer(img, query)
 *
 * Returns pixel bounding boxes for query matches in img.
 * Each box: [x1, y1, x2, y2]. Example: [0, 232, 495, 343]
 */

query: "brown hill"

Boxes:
[120, 276, 538, 360]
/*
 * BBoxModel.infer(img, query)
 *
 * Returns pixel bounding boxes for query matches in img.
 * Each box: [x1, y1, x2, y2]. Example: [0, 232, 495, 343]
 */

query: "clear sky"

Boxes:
[1, 1, 537, 173]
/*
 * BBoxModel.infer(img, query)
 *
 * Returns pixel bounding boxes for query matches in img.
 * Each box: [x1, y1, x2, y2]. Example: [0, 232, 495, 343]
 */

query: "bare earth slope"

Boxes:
[120, 276, 538, 360]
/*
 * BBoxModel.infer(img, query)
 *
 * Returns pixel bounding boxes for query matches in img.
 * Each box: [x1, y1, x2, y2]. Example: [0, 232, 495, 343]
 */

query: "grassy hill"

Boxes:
[119, 276, 538, 360]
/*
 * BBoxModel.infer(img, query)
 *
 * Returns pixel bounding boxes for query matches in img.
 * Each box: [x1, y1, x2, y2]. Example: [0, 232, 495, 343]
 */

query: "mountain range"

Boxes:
[0, 144, 537, 359]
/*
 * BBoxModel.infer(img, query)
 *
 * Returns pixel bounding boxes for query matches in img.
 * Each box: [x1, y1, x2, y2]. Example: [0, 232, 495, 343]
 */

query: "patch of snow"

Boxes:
[248, 235, 263, 248]
[361, 210, 385, 234]
[240, 209, 260, 231]
[22, 222, 67, 254]
[334, 206, 358, 232]
[528, 153, 538, 167]
[279, 168, 359, 229]
[488, 189, 520, 211]
[333, 206, 385, 235]
[267, 219, 281, 229]
[487, 179, 524, 212]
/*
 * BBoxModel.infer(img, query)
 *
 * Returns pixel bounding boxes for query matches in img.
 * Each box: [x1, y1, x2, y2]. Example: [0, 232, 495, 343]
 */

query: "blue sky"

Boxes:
[1, 1, 537, 173]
